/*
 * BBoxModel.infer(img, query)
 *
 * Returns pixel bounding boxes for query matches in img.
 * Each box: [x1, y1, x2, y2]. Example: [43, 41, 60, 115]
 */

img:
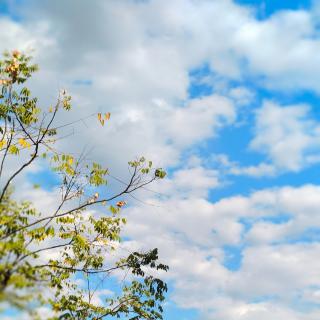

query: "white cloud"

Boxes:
[164, 95, 235, 148]
[203, 298, 320, 320]
[154, 165, 220, 199]
[251, 101, 320, 171]
[122, 183, 320, 318]
[230, 162, 276, 177]
[226, 101, 320, 176]
[228, 86, 255, 106]
[3, 0, 320, 175]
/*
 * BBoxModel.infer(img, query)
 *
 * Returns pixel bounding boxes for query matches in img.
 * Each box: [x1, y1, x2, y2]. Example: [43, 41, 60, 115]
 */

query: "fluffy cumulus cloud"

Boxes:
[123, 183, 320, 319]
[2, 0, 320, 319]
[251, 102, 320, 170]
[2, 0, 320, 172]
[230, 101, 320, 176]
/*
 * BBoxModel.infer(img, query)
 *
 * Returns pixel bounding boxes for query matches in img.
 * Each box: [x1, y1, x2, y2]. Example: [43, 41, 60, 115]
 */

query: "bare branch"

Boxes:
[33, 263, 129, 274]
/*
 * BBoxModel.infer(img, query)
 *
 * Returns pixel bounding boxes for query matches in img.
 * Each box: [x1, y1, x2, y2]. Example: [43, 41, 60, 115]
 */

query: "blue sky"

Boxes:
[2, 0, 320, 319]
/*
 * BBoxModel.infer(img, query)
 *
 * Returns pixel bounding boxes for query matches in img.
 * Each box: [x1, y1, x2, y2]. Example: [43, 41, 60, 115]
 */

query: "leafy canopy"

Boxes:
[0, 50, 168, 320]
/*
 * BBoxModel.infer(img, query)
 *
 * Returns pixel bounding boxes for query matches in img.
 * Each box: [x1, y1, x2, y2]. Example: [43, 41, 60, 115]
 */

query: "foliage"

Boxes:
[0, 50, 168, 319]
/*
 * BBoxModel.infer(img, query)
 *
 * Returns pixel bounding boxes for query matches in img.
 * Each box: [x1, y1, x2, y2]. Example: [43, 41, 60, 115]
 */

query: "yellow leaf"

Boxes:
[0, 140, 6, 148]
[18, 138, 25, 146]
[105, 112, 111, 120]
[97, 113, 104, 126]
[8, 145, 19, 155]
[18, 138, 31, 148]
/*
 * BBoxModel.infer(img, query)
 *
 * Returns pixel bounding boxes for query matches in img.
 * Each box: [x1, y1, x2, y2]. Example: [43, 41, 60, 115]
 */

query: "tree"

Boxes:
[0, 50, 168, 320]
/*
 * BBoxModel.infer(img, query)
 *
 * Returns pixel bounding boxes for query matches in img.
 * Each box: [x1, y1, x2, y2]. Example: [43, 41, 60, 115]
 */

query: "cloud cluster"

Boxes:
[124, 182, 320, 319]
[229, 101, 320, 176]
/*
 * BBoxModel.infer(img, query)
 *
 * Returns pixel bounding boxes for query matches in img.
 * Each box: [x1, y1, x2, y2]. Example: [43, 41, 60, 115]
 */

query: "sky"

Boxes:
[2, 0, 320, 319]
